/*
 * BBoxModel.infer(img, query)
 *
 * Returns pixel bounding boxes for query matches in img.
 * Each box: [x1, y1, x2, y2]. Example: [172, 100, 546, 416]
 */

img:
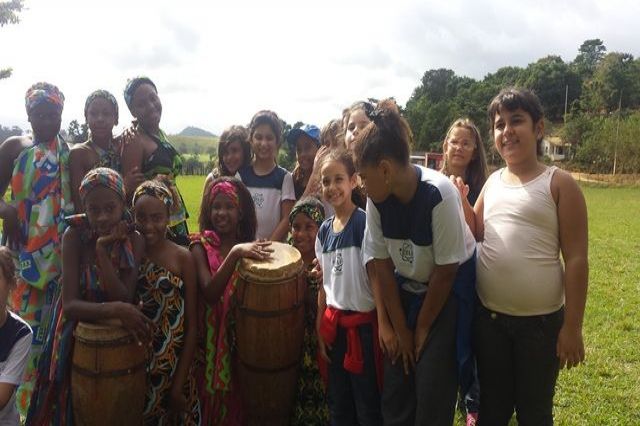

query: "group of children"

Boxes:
[0, 80, 588, 426]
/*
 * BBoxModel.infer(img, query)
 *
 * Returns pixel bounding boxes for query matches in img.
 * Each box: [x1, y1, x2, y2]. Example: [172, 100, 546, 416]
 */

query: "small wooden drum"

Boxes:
[235, 242, 305, 426]
[71, 321, 147, 426]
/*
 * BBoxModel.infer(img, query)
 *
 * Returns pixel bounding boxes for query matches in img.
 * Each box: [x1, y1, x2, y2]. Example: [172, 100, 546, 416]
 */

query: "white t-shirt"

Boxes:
[237, 165, 296, 240]
[0, 310, 32, 426]
[315, 208, 375, 312]
[364, 165, 473, 294]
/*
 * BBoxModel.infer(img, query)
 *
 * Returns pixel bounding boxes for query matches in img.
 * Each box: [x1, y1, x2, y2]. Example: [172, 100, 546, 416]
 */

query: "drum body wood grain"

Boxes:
[71, 322, 147, 426]
[235, 242, 305, 426]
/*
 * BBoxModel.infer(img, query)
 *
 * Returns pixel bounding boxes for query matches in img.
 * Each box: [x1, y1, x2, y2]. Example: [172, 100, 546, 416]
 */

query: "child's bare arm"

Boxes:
[270, 199, 295, 242]
[368, 261, 397, 359]
[554, 171, 589, 369]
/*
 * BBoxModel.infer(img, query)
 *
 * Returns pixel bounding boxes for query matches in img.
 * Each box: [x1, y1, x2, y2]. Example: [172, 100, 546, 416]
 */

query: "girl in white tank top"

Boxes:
[471, 88, 589, 424]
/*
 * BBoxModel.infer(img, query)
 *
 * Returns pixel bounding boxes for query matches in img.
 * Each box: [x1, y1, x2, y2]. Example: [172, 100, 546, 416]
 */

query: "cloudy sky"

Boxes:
[1, 0, 639, 135]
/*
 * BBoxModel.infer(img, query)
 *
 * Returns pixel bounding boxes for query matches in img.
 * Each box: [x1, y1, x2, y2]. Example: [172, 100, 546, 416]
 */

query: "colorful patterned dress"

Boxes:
[189, 231, 244, 426]
[87, 137, 122, 172]
[6, 137, 73, 415]
[26, 214, 135, 425]
[137, 259, 201, 425]
[291, 264, 330, 425]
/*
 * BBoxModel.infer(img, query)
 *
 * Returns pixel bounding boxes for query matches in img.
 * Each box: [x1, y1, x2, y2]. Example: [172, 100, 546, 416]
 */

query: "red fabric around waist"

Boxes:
[318, 306, 383, 389]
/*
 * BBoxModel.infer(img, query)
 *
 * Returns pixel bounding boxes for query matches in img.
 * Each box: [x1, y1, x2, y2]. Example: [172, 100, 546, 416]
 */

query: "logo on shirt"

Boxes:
[400, 242, 414, 264]
[252, 192, 265, 208]
[333, 251, 343, 274]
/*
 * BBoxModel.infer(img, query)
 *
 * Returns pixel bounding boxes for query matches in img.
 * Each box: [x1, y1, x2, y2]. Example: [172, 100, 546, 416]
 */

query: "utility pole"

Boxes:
[564, 84, 569, 124]
[613, 90, 622, 175]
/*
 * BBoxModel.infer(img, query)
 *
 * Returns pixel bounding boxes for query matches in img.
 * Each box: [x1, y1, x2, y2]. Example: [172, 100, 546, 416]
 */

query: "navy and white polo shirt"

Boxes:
[315, 208, 375, 312]
[364, 165, 474, 294]
[0, 310, 32, 425]
[237, 165, 295, 240]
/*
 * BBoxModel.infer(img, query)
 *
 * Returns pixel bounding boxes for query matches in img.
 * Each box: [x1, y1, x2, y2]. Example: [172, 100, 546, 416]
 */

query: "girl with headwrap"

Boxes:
[133, 180, 201, 425]
[288, 197, 330, 425]
[189, 177, 270, 425]
[120, 77, 190, 246]
[27, 167, 149, 425]
[69, 90, 123, 212]
[0, 82, 74, 415]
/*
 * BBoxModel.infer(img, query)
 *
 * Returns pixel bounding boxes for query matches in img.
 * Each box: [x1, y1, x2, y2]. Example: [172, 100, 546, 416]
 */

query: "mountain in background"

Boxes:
[178, 126, 216, 137]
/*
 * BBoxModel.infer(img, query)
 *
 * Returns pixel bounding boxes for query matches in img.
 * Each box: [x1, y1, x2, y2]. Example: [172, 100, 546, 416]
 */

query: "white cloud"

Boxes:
[1, 0, 638, 135]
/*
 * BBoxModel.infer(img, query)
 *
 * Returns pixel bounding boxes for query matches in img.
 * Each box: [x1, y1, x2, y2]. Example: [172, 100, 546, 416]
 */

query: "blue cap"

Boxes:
[287, 124, 321, 151]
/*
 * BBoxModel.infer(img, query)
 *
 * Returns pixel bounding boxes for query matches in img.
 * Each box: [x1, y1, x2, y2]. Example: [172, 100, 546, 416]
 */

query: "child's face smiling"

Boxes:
[251, 123, 278, 163]
[131, 83, 162, 131]
[291, 213, 319, 257]
[493, 107, 542, 165]
[222, 140, 245, 175]
[134, 195, 169, 246]
[83, 187, 125, 236]
[321, 160, 357, 209]
[209, 193, 240, 236]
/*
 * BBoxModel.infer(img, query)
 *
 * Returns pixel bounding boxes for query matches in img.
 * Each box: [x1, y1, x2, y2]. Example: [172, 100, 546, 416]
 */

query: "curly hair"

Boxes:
[0, 247, 16, 289]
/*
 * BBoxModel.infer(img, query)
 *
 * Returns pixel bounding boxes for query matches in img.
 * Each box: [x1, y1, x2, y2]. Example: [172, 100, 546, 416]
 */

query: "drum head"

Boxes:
[239, 242, 303, 282]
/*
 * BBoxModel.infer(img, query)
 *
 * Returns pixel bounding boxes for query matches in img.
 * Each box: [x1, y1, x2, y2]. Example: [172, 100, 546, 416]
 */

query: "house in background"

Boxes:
[542, 136, 570, 161]
[411, 151, 444, 170]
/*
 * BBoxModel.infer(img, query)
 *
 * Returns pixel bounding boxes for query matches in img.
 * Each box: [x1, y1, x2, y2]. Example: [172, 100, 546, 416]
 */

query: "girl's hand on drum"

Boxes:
[232, 241, 273, 261]
[117, 301, 154, 346]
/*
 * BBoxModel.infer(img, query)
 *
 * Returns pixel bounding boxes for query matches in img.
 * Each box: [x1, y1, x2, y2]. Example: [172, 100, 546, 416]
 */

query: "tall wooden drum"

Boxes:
[71, 321, 147, 426]
[235, 242, 305, 426]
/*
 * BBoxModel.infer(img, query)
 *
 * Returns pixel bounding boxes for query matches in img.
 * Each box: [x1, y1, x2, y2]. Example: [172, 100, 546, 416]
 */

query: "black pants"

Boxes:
[474, 305, 564, 426]
[328, 323, 382, 426]
[382, 295, 458, 426]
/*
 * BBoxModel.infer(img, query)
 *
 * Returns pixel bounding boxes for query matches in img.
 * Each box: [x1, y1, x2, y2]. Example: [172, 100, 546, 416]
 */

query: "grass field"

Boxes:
[3, 178, 639, 425]
[176, 178, 640, 425]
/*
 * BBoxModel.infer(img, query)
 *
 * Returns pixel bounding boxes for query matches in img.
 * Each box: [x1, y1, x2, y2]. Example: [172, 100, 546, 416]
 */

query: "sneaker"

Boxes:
[466, 412, 478, 426]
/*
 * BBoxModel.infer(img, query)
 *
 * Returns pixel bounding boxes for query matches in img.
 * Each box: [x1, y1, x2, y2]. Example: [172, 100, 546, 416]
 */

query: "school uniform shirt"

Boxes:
[0, 311, 32, 425]
[237, 165, 296, 240]
[364, 165, 474, 294]
[315, 208, 375, 312]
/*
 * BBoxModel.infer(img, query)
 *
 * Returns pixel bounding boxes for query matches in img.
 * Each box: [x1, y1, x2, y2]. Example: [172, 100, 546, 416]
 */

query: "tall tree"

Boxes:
[0, 0, 24, 80]
[573, 38, 607, 80]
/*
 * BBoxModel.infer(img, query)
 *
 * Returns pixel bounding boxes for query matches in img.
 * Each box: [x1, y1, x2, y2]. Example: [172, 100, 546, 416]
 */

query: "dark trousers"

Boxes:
[452, 254, 480, 414]
[382, 295, 458, 426]
[328, 323, 382, 426]
[474, 305, 564, 426]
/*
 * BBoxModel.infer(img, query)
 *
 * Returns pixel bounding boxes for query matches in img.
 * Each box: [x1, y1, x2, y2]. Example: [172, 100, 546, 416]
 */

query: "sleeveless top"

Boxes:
[477, 166, 564, 316]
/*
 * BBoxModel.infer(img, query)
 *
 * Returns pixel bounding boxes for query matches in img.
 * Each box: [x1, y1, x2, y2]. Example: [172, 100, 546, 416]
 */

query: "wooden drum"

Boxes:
[71, 321, 147, 426]
[235, 242, 305, 426]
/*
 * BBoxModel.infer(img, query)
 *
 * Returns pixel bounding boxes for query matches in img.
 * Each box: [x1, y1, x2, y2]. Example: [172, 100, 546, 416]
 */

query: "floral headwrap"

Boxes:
[123, 76, 157, 111]
[84, 89, 119, 124]
[132, 180, 173, 210]
[25, 82, 65, 114]
[289, 197, 325, 227]
[78, 167, 126, 202]
[209, 181, 239, 206]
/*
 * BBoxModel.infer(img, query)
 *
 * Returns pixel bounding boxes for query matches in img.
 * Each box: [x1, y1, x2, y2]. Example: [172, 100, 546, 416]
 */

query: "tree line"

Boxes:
[404, 39, 640, 173]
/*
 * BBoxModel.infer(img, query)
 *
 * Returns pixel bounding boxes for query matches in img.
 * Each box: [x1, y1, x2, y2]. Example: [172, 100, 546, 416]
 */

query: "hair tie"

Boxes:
[209, 181, 239, 206]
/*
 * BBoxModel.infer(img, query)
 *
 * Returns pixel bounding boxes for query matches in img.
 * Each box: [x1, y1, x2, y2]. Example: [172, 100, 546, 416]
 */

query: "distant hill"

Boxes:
[178, 126, 216, 138]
